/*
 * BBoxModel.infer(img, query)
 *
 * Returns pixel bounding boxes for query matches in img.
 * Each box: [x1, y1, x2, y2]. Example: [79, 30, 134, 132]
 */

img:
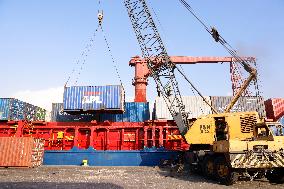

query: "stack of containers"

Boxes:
[63, 85, 125, 114]
[265, 98, 284, 121]
[210, 96, 266, 117]
[0, 98, 46, 121]
[52, 102, 150, 122]
[154, 96, 212, 120]
[154, 96, 266, 120]
[0, 137, 44, 167]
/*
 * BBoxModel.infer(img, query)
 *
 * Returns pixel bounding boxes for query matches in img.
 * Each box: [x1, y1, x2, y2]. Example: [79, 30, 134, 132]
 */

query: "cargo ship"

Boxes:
[0, 92, 275, 166]
[0, 56, 282, 167]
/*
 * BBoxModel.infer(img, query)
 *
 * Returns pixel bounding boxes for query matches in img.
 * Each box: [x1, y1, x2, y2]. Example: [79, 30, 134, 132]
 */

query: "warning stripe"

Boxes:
[231, 151, 284, 168]
[168, 135, 182, 140]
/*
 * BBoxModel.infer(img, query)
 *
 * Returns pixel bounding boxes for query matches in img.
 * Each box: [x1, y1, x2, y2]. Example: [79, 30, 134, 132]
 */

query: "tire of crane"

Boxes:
[214, 156, 238, 185]
[202, 155, 214, 179]
[266, 169, 284, 184]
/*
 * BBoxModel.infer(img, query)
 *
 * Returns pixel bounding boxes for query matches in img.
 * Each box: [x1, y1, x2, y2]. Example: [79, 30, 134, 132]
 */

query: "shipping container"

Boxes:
[277, 115, 284, 125]
[100, 102, 150, 122]
[51, 103, 99, 122]
[0, 98, 46, 121]
[63, 85, 125, 113]
[0, 137, 44, 167]
[154, 96, 212, 120]
[0, 98, 11, 120]
[52, 102, 150, 122]
[210, 96, 266, 117]
[265, 98, 284, 121]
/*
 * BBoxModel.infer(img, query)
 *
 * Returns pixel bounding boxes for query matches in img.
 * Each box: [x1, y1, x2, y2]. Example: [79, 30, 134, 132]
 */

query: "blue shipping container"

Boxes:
[0, 98, 12, 120]
[0, 98, 46, 121]
[63, 85, 124, 113]
[279, 116, 284, 126]
[100, 102, 150, 122]
[52, 102, 150, 122]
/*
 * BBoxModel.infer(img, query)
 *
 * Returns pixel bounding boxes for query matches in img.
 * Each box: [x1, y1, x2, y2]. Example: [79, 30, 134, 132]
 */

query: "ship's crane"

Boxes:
[129, 56, 256, 103]
[124, 0, 256, 133]
[124, 0, 195, 135]
[124, 0, 284, 185]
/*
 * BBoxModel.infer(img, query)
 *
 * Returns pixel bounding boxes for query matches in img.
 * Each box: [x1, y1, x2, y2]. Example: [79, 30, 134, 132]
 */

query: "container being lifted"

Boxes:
[63, 85, 125, 114]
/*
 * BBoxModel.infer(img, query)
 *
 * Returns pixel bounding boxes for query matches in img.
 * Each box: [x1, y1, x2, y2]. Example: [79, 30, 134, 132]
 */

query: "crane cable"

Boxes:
[64, 24, 100, 87]
[178, 0, 256, 73]
[99, 24, 124, 88]
[74, 24, 101, 85]
[97, 7, 124, 89]
[65, 1, 124, 89]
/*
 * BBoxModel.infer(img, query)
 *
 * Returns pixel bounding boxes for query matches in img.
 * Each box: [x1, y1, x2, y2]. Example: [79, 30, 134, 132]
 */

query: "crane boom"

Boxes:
[124, 0, 189, 135]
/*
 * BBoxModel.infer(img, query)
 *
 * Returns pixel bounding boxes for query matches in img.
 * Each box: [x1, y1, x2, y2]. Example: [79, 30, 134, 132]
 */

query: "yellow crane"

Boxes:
[124, 0, 284, 185]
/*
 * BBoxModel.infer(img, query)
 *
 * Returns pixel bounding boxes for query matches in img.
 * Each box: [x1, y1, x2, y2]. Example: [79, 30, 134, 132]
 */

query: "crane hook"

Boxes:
[98, 10, 103, 25]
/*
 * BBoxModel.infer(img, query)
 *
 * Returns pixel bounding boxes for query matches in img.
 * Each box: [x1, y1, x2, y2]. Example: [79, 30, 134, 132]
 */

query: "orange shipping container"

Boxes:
[0, 137, 44, 167]
[265, 98, 284, 121]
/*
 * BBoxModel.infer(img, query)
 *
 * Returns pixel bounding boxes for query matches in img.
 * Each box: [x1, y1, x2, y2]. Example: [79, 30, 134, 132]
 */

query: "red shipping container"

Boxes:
[265, 98, 284, 121]
[0, 137, 44, 167]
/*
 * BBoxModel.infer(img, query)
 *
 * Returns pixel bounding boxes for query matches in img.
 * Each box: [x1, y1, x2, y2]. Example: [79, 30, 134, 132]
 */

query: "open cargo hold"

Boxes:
[0, 120, 188, 151]
[52, 102, 150, 122]
[154, 96, 212, 120]
[265, 98, 284, 121]
[0, 98, 46, 121]
[0, 121, 187, 166]
[0, 137, 44, 167]
[210, 96, 266, 117]
[63, 85, 125, 114]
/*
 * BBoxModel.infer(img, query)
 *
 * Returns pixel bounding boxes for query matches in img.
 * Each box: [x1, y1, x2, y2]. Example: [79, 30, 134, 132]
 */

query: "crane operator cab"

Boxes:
[215, 117, 228, 141]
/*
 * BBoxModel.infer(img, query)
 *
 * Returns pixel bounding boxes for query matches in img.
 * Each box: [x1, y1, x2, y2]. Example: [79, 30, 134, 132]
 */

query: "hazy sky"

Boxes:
[0, 0, 283, 110]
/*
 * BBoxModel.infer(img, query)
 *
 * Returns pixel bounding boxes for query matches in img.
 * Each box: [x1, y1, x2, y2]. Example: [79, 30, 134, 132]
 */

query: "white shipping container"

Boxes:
[154, 96, 212, 120]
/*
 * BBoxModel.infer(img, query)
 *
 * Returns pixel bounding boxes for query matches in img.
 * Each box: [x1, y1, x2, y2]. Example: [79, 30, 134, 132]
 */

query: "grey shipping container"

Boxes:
[63, 85, 125, 113]
[154, 96, 212, 120]
[51, 103, 98, 122]
[210, 96, 266, 117]
[0, 98, 46, 121]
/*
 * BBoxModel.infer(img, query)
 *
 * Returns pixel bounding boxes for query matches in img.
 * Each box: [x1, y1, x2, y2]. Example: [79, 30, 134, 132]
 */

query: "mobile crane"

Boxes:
[124, 0, 284, 185]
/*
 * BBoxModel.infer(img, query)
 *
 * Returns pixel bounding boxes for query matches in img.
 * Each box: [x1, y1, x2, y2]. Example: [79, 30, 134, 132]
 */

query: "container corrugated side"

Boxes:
[0, 98, 12, 120]
[63, 85, 125, 113]
[279, 116, 284, 126]
[51, 103, 99, 122]
[154, 96, 212, 120]
[100, 102, 150, 122]
[211, 96, 266, 117]
[35, 106, 46, 121]
[0, 98, 47, 121]
[264, 98, 284, 120]
[0, 137, 44, 167]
